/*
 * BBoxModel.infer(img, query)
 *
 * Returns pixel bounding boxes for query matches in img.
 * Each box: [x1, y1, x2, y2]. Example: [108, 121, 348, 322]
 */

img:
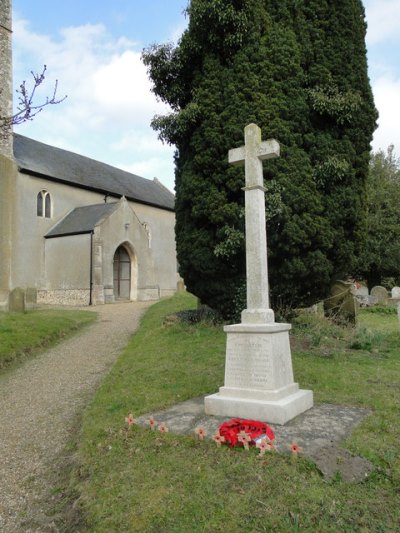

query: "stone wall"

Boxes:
[37, 289, 90, 306]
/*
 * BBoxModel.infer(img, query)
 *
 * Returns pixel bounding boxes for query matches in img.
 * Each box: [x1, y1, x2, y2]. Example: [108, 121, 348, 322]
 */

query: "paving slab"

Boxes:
[137, 397, 374, 482]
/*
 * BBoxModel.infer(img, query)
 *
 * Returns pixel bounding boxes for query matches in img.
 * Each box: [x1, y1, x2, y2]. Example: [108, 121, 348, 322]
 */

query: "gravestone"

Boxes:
[25, 287, 37, 310]
[325, 280, 358, 322]
[352, 285, 368, 297]
[370, 286, 389, 305]
[9, 287, 25, 312]
[391, 287, 400, 299]
[205, 124, 313, 425]
[352, 284, 369, 307]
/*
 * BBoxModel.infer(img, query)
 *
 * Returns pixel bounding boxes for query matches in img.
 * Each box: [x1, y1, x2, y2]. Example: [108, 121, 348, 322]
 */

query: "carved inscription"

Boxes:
[225, 334, 274, 389]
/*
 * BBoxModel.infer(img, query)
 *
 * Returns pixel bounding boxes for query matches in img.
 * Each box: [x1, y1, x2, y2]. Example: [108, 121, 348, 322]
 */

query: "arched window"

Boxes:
[37, 190, 52, 218]
[37, 192, 43, 217]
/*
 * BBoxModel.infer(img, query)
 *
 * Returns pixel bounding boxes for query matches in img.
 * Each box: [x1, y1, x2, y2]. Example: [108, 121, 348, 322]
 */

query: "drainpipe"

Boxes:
[89, 231, 94, 306]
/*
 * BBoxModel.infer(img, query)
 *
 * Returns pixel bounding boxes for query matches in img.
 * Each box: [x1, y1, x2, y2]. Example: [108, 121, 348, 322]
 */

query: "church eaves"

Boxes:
[13, 134, 175, 211]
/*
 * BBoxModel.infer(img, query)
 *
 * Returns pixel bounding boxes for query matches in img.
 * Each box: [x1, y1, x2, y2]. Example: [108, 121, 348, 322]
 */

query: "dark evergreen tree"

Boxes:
[143, 0, 377, 320]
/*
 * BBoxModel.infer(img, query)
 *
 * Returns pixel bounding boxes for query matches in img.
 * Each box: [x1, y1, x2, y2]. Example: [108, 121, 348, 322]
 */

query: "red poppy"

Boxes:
[195, 426, 207, 440]
[290, 442, 301, 455]
[212, 433, 226, 447]
[125, 413, 136, 426]
[219, 418, 275, 448]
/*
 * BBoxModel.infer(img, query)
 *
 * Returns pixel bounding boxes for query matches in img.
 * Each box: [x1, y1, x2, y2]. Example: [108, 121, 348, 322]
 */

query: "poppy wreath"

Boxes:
[218, 418, 275, 448]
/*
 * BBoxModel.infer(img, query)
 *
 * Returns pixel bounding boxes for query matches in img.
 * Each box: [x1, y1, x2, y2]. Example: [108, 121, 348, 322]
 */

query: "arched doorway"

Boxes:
[113, 245, 131, 300]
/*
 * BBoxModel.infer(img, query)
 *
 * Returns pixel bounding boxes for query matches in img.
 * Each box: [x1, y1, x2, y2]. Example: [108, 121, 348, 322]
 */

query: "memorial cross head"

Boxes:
[228, 123, 280, 188]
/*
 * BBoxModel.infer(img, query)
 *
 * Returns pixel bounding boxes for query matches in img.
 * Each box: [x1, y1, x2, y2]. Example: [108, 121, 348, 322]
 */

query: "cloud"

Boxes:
[12, 16, 175, 186]
[13, 18, 169, 129]
[93, 50, 170, 125]
[111, 128, 176, 190]
[364, 0, 400, 45]
[119, 156, 175, 192]
[371, 76, 400, 153]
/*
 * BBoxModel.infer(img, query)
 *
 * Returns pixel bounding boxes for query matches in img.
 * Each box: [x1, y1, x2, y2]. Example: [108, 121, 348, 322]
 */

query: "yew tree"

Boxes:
[143, 0, 377, 319]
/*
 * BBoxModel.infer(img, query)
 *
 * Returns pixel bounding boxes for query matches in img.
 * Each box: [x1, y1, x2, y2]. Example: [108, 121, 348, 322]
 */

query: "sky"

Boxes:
[11, 0, 400, 192]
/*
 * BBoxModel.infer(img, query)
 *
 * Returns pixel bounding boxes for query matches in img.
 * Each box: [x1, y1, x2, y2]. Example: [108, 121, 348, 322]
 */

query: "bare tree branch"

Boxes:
[0, 65, 67, 137]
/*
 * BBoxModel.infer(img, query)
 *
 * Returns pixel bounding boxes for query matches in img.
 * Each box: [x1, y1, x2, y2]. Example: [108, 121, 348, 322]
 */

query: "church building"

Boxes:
[0, 0, 178, 311]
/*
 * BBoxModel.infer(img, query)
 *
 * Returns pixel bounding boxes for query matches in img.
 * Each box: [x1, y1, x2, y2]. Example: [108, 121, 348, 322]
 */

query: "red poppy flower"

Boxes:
[290, 442, 301, 455]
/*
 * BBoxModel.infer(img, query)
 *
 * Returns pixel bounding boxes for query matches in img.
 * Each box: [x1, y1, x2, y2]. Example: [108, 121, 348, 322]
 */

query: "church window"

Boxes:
[37, 192, 43, 217]
[45, 192, 51, 217]
[37, 190, 52, 218]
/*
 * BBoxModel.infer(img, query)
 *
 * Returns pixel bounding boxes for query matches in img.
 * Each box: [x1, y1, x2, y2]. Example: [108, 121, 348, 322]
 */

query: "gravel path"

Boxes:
[0, 301, 152, 533]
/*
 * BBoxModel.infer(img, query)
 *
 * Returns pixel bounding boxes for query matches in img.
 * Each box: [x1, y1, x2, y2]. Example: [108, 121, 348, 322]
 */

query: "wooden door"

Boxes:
[113, 246, 131, 299]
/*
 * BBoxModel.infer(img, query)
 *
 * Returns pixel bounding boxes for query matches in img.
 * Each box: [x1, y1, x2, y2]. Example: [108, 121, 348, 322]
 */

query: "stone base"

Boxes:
[37, 289, 90, 306]
[205, 388, 313, 425]
[137, 286, 160, 301]
[204, 319, 313, 425]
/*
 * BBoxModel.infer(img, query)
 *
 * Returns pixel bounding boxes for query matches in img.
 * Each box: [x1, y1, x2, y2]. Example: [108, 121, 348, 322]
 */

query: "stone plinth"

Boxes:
[205, 322, 313, 425]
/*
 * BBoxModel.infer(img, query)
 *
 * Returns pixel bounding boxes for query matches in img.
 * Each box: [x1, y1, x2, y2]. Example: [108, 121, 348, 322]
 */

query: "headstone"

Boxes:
[25, 287, 37, 310]
[351, 283, 369, 307]
[370, 286, 389, 305]
[391, 287, 400, 299]
[325, 280, 358, 323]
[352, 285, 369, 298]
[9, 287, 25, 312]
[205, 124, 313, 425]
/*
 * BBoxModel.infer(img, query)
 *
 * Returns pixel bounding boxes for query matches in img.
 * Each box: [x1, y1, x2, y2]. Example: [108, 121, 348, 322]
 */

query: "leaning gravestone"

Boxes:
[9, 287, 25, 312]
[370, 286, 389, 305]
[325, 280, 358, 323]
[205, 124, 313, 425]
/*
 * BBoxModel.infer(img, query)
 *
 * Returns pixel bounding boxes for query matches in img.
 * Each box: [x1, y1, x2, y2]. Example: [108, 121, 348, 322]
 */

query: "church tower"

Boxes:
[0, 0, 18, 310]
[0, 0, 13, 157]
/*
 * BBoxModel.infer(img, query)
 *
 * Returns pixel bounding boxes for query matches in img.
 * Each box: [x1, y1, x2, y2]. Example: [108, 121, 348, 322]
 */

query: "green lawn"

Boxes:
[0, 309, 96, 372]
[70, 294, 400, 532]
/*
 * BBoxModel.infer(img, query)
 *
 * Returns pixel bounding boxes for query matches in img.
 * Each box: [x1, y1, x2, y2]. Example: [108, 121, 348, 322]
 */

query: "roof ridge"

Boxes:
[12, 134, 175, 212]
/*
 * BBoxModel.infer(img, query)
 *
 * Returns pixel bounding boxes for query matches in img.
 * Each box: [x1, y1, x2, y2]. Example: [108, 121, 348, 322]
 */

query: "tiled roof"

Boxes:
[13, 134, 175, 211]
[45, 203, 119, 238]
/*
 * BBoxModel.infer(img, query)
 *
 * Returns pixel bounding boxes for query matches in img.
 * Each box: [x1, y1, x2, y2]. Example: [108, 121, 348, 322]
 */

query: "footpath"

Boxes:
[0, 301, 151, 533]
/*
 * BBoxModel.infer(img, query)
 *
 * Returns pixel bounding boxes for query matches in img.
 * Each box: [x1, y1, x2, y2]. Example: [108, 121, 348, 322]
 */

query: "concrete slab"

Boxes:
[137, 397, 373, 481]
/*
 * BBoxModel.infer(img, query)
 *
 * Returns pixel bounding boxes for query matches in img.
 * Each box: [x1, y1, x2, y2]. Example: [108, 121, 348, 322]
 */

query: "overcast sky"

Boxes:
[12, 0, 400, 192]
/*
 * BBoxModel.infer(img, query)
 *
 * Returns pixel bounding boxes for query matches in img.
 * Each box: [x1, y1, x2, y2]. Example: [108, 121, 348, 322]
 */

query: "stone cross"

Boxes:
[229, 123, 280, 324]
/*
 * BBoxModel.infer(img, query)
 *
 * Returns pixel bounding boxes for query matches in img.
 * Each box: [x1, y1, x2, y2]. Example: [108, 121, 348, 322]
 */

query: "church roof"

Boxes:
[45, 202, 119, 238]
[13, 133, 175, 211]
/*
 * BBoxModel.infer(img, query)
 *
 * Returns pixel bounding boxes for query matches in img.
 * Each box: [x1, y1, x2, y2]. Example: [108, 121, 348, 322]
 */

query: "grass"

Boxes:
[68, 294, 400, 532]
[0, 308, 96, 372]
